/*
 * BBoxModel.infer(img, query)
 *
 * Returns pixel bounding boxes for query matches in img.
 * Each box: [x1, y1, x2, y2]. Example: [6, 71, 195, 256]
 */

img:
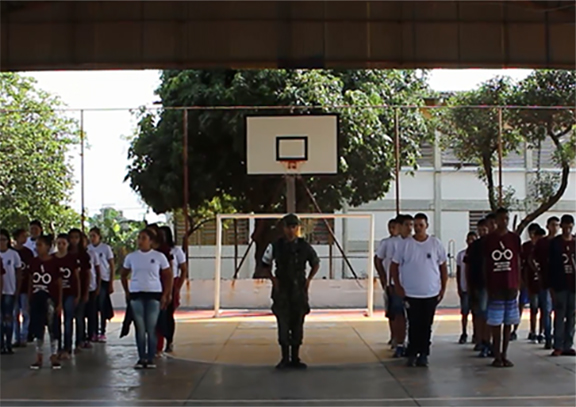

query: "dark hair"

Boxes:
[0, 229, 12, 248]
[160, 226, 175, 248]
[68, 228, 87, 253]
[29, 220, 43, 229]
[477, 219, 488, 228]
[535, 228, 546, 237]
[395, 215, 405, 224]
[467, 231, 478, 238]
[56, 233, 69, 240]
[485, 213, 496, 221]
[495, 207, 509, 216]
[388, 218, 399, 226]
[12, 228, 26, 240]
[547, 216, 560, 226]
[139, 228, 156, 241]
[561, 214, 575, 225]
[145, 224, 165, 246]
[527, 223, 541, 233]
[402, 214, 414, 223]
[89, 227, 102, 237]
[37, 234, 54, 247]
[414, 213, 428, 222]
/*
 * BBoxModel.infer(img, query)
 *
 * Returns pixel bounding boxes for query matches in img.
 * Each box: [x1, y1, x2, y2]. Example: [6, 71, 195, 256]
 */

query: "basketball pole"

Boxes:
[285, 175, 297, 213]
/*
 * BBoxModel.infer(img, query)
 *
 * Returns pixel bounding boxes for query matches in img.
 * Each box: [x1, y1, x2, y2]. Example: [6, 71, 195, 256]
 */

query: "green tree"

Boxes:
[126, 69, 432, 275]
[439, 71, 575, 233]
[0, 73, 80, 234]
[88, 207, 146, 275]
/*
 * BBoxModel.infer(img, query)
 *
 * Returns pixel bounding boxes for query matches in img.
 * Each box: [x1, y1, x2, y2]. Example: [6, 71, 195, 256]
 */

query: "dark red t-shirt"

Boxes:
[534, 237, 553, 289]
[53, 254, 79, 298]
[484, 231, 522, 296]
[521, 241, 540, 294]
[16, 246, 34, 294]
[75, 251, 91, 297]
[29, 256, 61, 300]
[560, 238, 575, 293]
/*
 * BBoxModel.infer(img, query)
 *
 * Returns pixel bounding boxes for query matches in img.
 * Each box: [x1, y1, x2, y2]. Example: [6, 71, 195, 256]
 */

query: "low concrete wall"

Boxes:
[111, 278, 460, 310]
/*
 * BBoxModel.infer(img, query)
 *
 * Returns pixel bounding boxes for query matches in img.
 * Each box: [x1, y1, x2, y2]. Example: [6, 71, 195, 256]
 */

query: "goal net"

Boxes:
[213, 213, 375, 317]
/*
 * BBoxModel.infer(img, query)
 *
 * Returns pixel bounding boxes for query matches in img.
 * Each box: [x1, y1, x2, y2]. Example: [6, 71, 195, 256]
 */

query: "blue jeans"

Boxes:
[97, 281, 110, 335]
[553, 290, 576, 351]
[529, 290, 552, 342]
[130, 297, 161, 362]
[13, 293, 29, 343]
[1, 295, 16, 350]
[75, 300, 86, 347]
[62, 296, 76, 352]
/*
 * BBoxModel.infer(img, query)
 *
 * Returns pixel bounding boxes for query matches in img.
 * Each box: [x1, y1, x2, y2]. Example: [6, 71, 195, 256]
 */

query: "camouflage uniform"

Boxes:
[262, 215, 320, 367]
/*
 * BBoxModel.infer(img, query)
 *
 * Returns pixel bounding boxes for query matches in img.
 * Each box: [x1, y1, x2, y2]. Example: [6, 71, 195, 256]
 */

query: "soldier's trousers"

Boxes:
[275, 311, 306, 347]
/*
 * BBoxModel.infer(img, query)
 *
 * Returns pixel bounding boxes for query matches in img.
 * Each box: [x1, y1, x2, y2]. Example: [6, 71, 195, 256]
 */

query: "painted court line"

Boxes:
[4, 395, 575, 403]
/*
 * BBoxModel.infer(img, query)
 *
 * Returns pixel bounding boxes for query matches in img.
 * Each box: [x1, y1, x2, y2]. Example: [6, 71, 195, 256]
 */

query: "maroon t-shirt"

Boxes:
[29, 256, 61, 300]
[53, 254, 79, 298]
[521, 241, 540, 294]
[484, 231, 522, 297]
[75, 251, 91, 297]
[560, 238, 575, 293]
[16, 246, 34, 294]
[535, 237, 553, 289]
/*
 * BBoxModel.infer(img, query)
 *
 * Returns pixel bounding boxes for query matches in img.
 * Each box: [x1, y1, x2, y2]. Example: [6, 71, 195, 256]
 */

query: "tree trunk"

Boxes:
[482, 153, 498, 212]
[515, 128, 571, 235]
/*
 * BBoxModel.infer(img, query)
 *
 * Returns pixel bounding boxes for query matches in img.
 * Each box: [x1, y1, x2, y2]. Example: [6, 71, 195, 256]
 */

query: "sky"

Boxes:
[24, 68, 532, 222]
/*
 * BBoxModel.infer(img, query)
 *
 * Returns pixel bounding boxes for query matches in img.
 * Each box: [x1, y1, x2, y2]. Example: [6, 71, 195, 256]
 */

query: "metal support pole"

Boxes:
[286, 175, 296, 213]
[214, 214, 223, 317]
[183, 109, 190, 281]
[366, 214, 375, 317]
[497, 108, 503, 207]
[394, 108, 401, 215]
[80, 109, 85, 232]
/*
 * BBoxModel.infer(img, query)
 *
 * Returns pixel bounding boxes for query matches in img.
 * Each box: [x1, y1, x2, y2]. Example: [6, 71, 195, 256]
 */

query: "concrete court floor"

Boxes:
[0, 310, 575, 407]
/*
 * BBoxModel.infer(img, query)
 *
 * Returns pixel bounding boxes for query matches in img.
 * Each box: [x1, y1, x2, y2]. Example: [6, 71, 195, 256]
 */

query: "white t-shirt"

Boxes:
[170, 247, 186, 278]
[392, 235, 447, 298]
[24, 237, 38, 257]
[123, 250, 170, 293]
[88, 249, 101, 292]
[0, 249, 22, 295]
[456, 249, 467, 292]
[376, 236, 396, 282]
[384, 235, 403, 285]
[88, 243, 114, 282]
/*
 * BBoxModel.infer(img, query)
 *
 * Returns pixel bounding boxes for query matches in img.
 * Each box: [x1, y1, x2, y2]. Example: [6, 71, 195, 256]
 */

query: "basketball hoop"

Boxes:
[281, 160, 304, 174]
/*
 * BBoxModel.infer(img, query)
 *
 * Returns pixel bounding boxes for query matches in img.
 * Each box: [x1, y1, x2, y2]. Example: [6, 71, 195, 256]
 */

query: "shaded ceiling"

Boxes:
[1, 0, 574, 71]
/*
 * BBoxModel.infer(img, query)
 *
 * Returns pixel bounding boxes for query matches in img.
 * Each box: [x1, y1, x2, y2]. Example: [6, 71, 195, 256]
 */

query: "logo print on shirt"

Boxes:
[32, 272, 52, 285]
[61, 267, 71, 279]
[7, 260, 11, 266]
[491, 241, 513, 272]
[151, 259, 155, 264]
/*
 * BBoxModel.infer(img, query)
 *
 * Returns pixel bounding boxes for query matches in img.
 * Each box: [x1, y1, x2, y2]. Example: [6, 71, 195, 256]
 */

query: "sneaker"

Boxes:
[146, 361, 157, 369]
[134, 360, 146, 369]
[97, 335, 107, 343]
[393, 346, 405, 358]
[510, 331, 518, 341]
[458, 333, 467, 344]
[51, 361, 62, 370]
[81, 342, 93, 349]
[165, 343, 174, 353]
[544, 341, 552, 350]
[551, 349, 563, 357]
[275, 359, 290, 369]
[390, 339, 397, 350]
[291, 360, 308, 369]
[30, 361, 42, 370]
[562, 348, 576, 356]
[527, 332, 535, 342]
[537, 334, 544, 344]
[416, 355, 429, 367]
[478, 346, 490, 358]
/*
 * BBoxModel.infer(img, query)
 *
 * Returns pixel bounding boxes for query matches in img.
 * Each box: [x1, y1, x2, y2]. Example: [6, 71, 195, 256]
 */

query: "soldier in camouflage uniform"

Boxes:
[262, 214, 320, 369]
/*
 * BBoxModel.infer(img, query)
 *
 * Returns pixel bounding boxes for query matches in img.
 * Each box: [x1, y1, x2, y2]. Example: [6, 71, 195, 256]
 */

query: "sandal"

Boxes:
[502, 358, 514, 367]
[491, 358, 504, 368]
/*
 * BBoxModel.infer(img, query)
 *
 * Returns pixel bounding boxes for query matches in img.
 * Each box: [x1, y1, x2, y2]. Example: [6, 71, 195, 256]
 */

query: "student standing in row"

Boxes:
[12, 229, 34, 347]
[88, 228, 115, 343]
[52, 234, 80, 359]
[374, 218, 400, 347]
[85, 234, 101, 343]
[160, 226, 188, 353]
[391, 213, 448, 367]
[484, 208, 522, 368]
[24, 220, 43, 256]
[121, 229, 173, 369]
[0, 229, 23, 355]
[456, 231, 477, 344]
[29, 235, 62, 370]
[549, 214, 576, 357]
[68, 229, 91, 351]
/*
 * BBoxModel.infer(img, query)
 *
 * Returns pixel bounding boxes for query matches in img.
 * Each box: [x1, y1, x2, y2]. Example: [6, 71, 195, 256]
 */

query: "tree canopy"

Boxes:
[0, 73, 80, 234]
[440, 70, 575, 233]
[127, 69, 432, 221]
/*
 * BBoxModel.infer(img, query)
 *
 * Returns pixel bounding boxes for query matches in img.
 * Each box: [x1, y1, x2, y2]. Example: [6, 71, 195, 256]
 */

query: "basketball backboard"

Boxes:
[246, 115, 338, 175]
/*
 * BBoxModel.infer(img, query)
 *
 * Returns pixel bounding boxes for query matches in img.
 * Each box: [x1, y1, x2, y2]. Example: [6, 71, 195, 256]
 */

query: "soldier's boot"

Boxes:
[290, 345, 307, 369]
[275, 345, 290, 369]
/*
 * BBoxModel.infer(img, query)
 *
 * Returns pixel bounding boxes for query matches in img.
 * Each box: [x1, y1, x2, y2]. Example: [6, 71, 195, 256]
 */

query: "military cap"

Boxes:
[282, 213, 300, 226]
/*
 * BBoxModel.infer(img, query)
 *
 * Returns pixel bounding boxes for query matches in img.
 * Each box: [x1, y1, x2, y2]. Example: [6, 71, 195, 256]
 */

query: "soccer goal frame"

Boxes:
[214, 213, 375, 318]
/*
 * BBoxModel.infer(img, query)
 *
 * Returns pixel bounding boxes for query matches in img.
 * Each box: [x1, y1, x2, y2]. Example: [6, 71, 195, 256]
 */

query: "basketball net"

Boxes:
[281, 160, 304, 174]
